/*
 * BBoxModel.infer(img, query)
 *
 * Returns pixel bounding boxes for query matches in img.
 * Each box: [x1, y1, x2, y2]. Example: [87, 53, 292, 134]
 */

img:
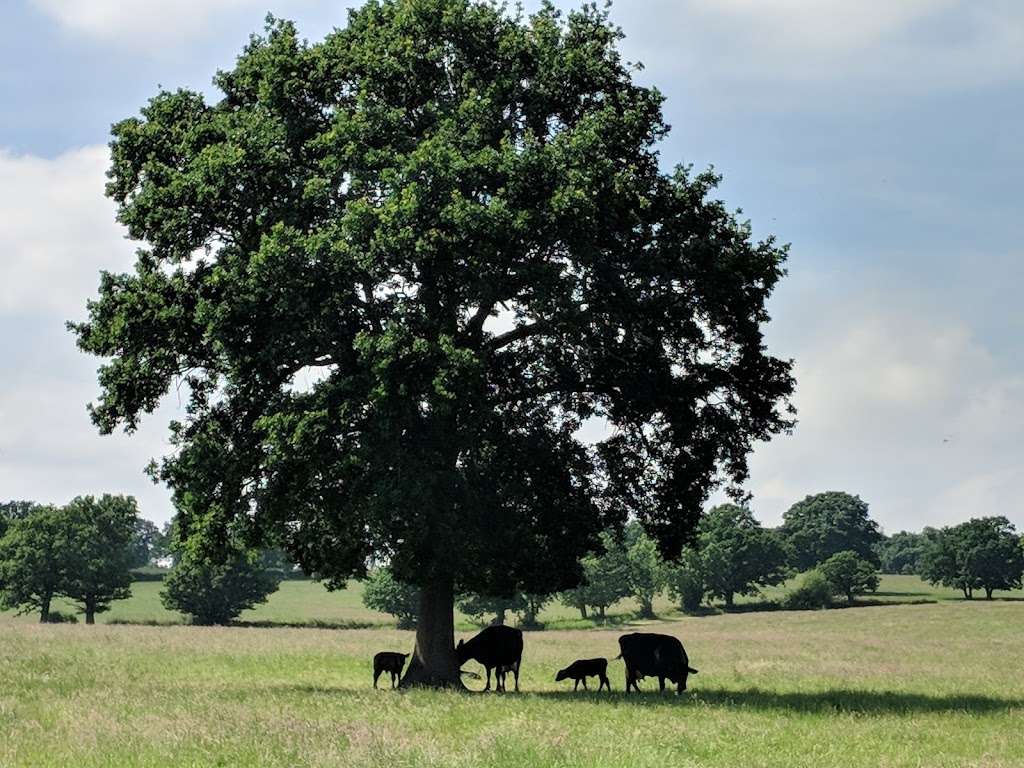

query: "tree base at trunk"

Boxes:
[399, 655, 466, 689]
[398, 576, 464, 690]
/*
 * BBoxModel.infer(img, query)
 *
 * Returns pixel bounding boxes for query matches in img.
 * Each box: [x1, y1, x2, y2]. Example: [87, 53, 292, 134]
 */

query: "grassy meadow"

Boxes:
[2, 584, 1024, 767]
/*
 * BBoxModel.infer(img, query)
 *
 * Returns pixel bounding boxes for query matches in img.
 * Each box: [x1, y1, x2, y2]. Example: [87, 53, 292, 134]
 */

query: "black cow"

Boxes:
[373, 651, 408, 689]
[456, 625, 524, 692]
[555, 658, 611, 691]
[617, 632, 697, 694]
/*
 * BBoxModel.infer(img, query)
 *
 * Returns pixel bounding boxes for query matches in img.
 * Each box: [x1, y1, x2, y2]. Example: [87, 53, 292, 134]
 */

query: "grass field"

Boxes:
[2, 600, 1023, 767]
[7, 573, 1020, 630]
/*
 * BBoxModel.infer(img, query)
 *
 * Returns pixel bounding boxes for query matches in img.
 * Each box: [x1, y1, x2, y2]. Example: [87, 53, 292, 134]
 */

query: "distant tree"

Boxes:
[921, 518, 1023, 600]
[516, 593, 551, 629]
[559, 530, 632, 620]
[457, 592, 522, 627]
[698, 504, 791, 608]
[61, 495, 137, 624]
[161, 546, 281, 625]
[0, 500, 38, 540]
[0, 505, 68, 622]
[71, 1, 796, 686]
[877, 529, 936, 575]
[128, 517, 163, 569]
[362, 568, 420, 629]
[782, 570, 833, 610]
[666, 548, 706, 613]
[780, 492, 882, 570]
[817, 550, 880, 604]
[624, 523, 667, 619]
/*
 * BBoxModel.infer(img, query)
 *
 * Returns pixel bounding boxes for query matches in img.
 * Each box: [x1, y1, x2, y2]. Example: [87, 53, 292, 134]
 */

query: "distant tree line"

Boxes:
[362, 490, 1024, 628]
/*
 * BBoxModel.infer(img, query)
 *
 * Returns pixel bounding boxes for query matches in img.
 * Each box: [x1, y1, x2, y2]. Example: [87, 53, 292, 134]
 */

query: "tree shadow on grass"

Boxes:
[523, 687, 1024, 714]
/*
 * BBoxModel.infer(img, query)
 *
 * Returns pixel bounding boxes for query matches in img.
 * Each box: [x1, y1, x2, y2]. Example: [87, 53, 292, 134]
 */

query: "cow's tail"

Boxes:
[688, 667, 699, 674]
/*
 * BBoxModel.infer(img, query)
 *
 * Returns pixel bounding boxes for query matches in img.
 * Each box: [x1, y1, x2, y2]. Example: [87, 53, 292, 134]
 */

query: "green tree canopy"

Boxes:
[817, 550, 880, 604]
[697, 504, 791, 608]
[0, 505, 67, 622]
[920, 517, 1023, 600]
[876, 529, 936, 575]
[362, 567, 421, 629]
[161, 545, 282, 625]
[780, 492, 881, 570]
[559, 528, 631, 620]
[624, 522, 667, 618]
[62, 495, 138, 624]
[0, 501, 38, 540]
[71, 0, 794, 685]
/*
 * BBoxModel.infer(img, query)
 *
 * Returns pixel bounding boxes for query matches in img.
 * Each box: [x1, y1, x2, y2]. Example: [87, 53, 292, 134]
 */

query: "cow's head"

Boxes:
[554, 667, 569, 682]
[455, 638, 468, 665]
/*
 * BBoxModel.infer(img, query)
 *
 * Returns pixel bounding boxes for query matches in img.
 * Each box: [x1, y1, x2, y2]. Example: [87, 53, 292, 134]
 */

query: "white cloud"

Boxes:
[0, 145, 179, 522]
[0, 146, 131, 316]
[611, 0, 1024, 100]
[744, 294, 1024, 532]
[30, 0, 322, 49]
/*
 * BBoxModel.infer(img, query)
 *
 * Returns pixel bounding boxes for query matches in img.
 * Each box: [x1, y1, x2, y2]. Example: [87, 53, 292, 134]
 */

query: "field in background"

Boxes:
[2, 601, 1022, 767]
[4, 574, 1020, 630]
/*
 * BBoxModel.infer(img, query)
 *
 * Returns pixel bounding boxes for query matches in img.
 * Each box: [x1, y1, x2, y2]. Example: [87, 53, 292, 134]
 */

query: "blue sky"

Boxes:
[1, 0, 1021, 531]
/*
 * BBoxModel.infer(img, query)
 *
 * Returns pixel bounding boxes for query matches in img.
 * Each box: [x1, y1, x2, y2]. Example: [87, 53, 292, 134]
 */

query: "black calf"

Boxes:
[373, 651, 409, 689]
[555, 658, 611, 691]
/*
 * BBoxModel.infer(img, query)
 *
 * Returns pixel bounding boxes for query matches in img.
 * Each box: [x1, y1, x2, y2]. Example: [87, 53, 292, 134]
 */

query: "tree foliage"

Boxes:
[920, 517, 1023, 599]
[696, 504, 790, 607]
[0, 500, 38, 540]
[665, 547, 706, 613]
[61, 495, 137, 624]
[817, 550, 880, 604]
[161, 546, 281, 625]
[624, 523, 667, 618]
[782, 569, 833, 610]
[780, 492, 881, 570]
[70, 0, 795, 684]
[362, 567, 421, 629]
[457, 591, 522, 626]
[0, 505, 67, 622]
[876, 529, 935, 575]
[559, 529, 631, 619]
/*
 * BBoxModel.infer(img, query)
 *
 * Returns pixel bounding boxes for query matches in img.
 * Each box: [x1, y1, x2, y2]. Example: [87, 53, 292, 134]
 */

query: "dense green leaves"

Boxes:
[817, 551, 880, 604]
[697, 504, 791, 607]
[72, 1, 794, 672]
[161, 546, 282, 625]
[919, 517, 1023, 599]
[61, 496, 137, 623]
[0, 505, 67, 621]
[362, 567, 421, 629]
[780, 492, 881, 570]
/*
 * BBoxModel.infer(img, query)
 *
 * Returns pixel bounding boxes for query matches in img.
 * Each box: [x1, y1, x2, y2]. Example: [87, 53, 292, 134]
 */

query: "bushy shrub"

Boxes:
[783, 570, 833, 610]
[161, 548, 282, 625]
[362, 567, 420, 629]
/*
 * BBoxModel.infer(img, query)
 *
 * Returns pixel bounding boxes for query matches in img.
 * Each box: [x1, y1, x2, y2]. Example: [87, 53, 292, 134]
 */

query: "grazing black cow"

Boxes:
[373, 651, 409, 689]
[617, 632, 697, 694]
[456, 625, 524, 692]
[555, 658, 611, 691]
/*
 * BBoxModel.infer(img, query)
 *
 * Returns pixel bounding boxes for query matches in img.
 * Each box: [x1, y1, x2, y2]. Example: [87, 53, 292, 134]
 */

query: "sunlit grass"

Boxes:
[2, 601, 1022, 766]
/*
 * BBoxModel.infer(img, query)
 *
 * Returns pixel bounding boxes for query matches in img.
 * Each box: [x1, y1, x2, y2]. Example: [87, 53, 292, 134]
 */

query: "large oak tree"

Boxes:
[72, 0, 794, 685]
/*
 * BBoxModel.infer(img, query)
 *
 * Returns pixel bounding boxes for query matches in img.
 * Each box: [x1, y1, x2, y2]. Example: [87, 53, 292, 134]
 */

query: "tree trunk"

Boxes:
[724, 592, 734, 608]
[85, 597, 96, 625]
[400, 578, 463, 689]
[494, 608, 506, 626]
[39, 593, 52, 623]
[598, 605, 606, 619]
[985, 587, 993, 600]
[579, 604, 587, 620]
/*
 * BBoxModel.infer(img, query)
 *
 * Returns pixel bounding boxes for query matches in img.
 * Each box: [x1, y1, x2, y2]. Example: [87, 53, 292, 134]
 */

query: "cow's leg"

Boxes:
[484, 666, 492, 692]
[573, 679, 579, 691]
[581, 678, 588, 690]
[373, 668, 382, 689]
[513, 661, 520, 693]
[658, 676, 666, 692]
[600, 673, 610, 691]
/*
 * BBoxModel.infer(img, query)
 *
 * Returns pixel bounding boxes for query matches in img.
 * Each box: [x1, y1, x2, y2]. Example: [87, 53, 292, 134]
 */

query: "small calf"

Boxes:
[373, 651, 409, 689]
[555, 658, 611, 691]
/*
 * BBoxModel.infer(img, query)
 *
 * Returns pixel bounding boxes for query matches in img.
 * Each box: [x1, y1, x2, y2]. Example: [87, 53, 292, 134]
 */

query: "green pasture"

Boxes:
[4, 573, 1020, 630]
[2, 601, 1022, 767]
